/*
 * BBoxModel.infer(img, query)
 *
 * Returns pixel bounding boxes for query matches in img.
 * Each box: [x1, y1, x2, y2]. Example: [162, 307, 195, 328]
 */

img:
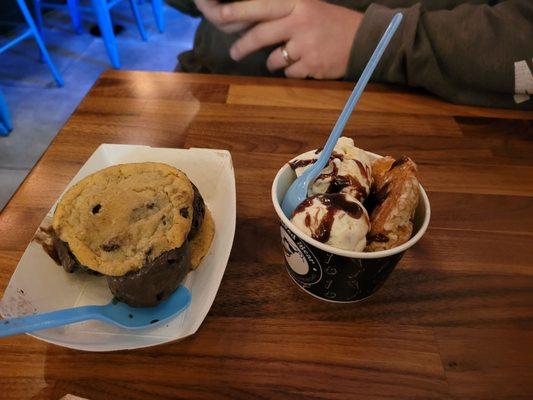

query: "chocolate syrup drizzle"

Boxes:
[364, 181, 390, 215]
[289, 158, 316, 169]
[288, 151, 344, 170]
[389, 156, 410, 171]
[294, 193, 363, 243]
[289, 150, 368, 200]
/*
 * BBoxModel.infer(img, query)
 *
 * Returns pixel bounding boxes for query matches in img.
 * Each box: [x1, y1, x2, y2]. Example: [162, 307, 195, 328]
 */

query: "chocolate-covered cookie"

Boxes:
[52, 162, 195, 277]
[51, 162, 215, 307]
[189, 183, 206, 240]
[107, 242, 191, 307]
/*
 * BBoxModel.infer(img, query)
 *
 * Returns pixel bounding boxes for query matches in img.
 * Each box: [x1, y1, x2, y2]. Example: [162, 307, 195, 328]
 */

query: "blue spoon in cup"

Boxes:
[281, 13, 403, 218]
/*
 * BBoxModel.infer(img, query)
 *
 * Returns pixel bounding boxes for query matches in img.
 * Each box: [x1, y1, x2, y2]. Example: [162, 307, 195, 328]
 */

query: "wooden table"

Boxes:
[1, 71, 532, 400]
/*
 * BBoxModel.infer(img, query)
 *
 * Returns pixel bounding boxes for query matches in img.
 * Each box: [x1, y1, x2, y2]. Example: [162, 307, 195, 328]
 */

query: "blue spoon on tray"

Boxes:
[0, 285, 191, 338]
[281, 12, 403, 218]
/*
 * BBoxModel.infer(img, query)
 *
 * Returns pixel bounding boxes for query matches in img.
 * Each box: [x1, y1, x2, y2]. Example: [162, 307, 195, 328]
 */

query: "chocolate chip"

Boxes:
[147, 202, 155, 210]
[367, 233, 389, 243]
[92, 204, 102, 214]
[101, 239, 120, 252]
[180, 207, 189, 218]
[161, 216, 167, 226]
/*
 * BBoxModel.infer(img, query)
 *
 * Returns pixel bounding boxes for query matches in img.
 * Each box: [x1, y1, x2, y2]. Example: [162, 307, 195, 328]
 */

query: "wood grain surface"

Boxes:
[0, 71, 532, 400]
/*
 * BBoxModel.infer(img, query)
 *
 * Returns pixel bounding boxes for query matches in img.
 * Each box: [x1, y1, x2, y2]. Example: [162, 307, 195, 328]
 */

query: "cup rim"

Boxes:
[271, 151, 431, 259]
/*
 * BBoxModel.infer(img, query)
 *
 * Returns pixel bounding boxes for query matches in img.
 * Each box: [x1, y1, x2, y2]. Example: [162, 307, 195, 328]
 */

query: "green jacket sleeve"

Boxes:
[346, 0, 533, 109]
[165, 0, 201, 17]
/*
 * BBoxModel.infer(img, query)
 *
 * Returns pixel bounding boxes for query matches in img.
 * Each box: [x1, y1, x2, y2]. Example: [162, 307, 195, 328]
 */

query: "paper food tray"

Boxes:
[0, 144, 236, 351]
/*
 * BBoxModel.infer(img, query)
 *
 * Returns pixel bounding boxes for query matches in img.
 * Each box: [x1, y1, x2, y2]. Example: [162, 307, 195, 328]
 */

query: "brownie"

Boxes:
[52, 230, 191, 307]
[107, 241, 191, 307]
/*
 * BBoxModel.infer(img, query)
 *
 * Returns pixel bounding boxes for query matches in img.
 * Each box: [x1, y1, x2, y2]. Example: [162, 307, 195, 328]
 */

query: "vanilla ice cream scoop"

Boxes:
[291, 193, 370, 252]
[289, 137, 372, 202]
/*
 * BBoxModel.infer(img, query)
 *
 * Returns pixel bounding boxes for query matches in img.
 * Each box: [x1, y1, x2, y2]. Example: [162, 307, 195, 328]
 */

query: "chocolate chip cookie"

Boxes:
[52, 162, 215, 307]
[53, 162, 196, 276]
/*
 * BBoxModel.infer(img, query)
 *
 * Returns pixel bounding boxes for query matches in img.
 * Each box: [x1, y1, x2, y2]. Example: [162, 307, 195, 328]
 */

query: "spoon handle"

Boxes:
[0, 305, 104, 338]
[310, 12, 403, 175]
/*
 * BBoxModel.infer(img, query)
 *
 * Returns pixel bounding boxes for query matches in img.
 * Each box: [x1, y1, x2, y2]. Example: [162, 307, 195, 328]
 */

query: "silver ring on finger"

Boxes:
[281, 44, 296, 66]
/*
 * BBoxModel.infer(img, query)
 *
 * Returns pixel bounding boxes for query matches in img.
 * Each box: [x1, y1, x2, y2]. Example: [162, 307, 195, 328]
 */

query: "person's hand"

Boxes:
[193, 0, 253, 33]
[220, 0, 363, 79]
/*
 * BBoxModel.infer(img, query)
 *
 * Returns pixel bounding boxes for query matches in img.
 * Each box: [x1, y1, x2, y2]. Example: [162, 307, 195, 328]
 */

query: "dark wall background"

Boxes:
[0, 0, 23, 31]
[0, 0, 59, 34]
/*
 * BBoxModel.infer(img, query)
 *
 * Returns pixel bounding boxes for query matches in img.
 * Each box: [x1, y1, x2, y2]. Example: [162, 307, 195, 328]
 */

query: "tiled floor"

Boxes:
[0, 1, 199, 210]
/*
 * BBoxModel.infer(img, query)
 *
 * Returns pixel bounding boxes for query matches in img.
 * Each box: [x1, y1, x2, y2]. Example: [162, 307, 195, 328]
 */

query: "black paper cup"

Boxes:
[272, 151, 431, 303]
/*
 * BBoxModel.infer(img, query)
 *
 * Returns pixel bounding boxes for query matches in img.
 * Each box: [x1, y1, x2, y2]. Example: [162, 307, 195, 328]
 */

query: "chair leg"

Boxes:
[33, 0, 44, 38]
[0, 89, 13, 135]
[67, 0, 84, 34]
[129, 0, 148, 41]
[16, 0, 64, 87]
[151, 0, 165, 33]
[0, 123, 8, 136]
[90, 0, 121, 68]
[33, 0, 46, 62]
[0, 97, 12, 136]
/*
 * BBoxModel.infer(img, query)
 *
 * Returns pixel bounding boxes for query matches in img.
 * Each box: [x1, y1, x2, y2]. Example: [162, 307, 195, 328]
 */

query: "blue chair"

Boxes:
[0, 88, 13, 137]
[91, 0, 148, 68]
[33, 0, 149, 69]
[0, 0, 63, 87]
[151, 0, 165, 33]
[139, 0, 165, 33]
[34, 0, 84, 35]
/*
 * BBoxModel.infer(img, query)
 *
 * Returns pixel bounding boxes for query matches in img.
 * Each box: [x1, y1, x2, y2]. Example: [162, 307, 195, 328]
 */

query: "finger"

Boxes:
[195, 0, 219, 16]
[230, 19, 290, 61]
[195, 0, 226, 26]
[219, 21, 252, 34]
[267, 42, 300, 72]
[221, 0, 295, 24]
[197, 2, 250, 33]
[284, 61, 309, 79]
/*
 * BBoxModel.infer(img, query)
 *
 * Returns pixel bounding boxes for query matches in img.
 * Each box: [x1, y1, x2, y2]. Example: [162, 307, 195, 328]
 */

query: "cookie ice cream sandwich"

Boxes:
[51, 162, 214, 307]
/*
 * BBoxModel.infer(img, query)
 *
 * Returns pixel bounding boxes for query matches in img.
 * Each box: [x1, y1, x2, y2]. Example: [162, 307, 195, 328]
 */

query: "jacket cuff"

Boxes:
[345, 3, 418, 83]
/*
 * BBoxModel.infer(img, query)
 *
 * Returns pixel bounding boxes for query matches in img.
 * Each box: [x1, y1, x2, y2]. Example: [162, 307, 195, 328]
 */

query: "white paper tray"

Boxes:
[0, 144, 236, 351]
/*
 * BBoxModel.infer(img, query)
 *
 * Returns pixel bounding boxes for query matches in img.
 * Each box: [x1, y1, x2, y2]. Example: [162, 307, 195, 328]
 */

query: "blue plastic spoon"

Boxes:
[281, 13, 403, 217]
[0, 285, 191, 338]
